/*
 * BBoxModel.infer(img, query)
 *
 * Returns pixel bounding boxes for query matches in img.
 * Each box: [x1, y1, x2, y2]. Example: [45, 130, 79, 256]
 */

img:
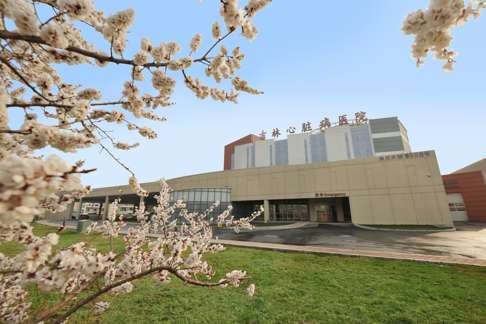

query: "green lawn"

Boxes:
[2, 224, 486, 323]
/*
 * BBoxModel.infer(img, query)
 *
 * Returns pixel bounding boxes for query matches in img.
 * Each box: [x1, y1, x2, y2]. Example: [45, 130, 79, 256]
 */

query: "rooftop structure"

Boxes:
[224, 117, 411, 170]
[453, 158, 486, 174]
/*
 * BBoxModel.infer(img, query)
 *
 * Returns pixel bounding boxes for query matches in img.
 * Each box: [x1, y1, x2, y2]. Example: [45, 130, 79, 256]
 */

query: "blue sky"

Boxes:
[47, 1, 486, 187]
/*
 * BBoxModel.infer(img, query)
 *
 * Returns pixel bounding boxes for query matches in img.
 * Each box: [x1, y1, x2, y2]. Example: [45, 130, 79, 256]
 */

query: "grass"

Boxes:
[2, 224, 486, 323]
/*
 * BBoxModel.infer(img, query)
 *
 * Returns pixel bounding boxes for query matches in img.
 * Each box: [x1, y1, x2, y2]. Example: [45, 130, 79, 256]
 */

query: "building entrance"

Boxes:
[269, 199, 309, 222]
[309, 197, 351, 223]
[268, 197, 352, 223]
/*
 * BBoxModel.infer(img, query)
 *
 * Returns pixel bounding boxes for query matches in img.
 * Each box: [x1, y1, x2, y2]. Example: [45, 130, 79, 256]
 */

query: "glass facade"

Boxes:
[350, 125, 373, 159]
[372, 136, 405, 153]
[310, 133, 327, 163]
[169, 188, 231, 216]
[232, 201, 264, 221]
[274, 139, 288, 165]
[269, 200, 310, 222]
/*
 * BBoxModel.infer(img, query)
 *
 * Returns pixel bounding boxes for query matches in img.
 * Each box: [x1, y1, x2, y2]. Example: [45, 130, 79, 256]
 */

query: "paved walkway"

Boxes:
[38, 220, 486, 267]
[212, 239, 486, 267]
[249, 221, 318, 231]
[215, 223, 486, 260]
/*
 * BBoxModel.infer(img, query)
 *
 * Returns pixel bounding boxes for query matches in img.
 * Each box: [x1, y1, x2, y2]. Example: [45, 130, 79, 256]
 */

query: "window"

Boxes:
[372, 136, 404, 153]
[182, 191, 189, 201]
[208, 190, 215, 202]
[270, 200, 309, 222]
[214, 191, 221, 202]
[169, 188, 231, 212]
[201, 190, 208, 201]
[449, 202, 466, 212]
[224, 191, 230, 202]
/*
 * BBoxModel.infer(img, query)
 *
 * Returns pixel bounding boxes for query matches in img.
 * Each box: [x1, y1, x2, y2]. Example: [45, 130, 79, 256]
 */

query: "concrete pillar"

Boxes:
[308, 200, 317, 222]
[263, 200, 270, 223]
[103, 195, 109, 221]
[336, 200, 345, 222]
[77, 198, 83, 219]
[66, 202, 74, 221]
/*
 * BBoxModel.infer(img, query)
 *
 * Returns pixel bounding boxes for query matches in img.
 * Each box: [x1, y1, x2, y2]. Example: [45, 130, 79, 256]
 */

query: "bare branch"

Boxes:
[6, 100, 128, 109]
[88, 118, 116, 145]
[0, 128, 32, 135]
[194, 29, 235, 63]
[32, 271, 107, 324]
[81, 121, 135, 176]
[0, 29, 237, 69]
[0, 30, 168, 67]
[91, 101, 127, 107]
[71, 167, 97, 175]
[39, 11, 67, 28]
[0, 55, 52, 102]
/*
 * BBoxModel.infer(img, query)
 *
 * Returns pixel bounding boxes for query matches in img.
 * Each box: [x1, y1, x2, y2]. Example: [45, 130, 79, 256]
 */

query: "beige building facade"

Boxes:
[51, 150, 453, 227]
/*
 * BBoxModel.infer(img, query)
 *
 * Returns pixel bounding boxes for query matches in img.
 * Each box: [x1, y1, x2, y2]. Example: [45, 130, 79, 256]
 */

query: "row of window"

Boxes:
[169, 188, 231, 203]
[269, 203, 309, 222]
[448, 202, 466, 212]
[232, 125, 399, 170]
[182, 201, 231, 217]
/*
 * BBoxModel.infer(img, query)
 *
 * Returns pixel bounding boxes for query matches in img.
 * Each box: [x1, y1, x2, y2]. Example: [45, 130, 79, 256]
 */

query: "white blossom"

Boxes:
[190, 34, 202, 53]
[152, 70, 176, 95]
[140, 38, 153, 52]
[93, 301, 110, 315]
[246, 283, 256, 297]
[128, 176, 148, 197]
[224, 270, 247, 287]
[232, 77, 262, 94]
[40, 23, 69, 49]
[0, 88, 8, 129]
[212, 22, 221, 39]
[77, 88, 102, 101]
[246, 0, 272, 17]
[133, 50, 149, 66]
[0, 273, 30, 323]
[110, 282, 133, 295]
[0, 179, 260, 322]
[403, 0, 485, 69]
[0, 0, 269, 321]
[6, 0, 39, 34]
[58, 0, 93, 19]
[114, 142, 139, 150]
[0, 155, 88, 223]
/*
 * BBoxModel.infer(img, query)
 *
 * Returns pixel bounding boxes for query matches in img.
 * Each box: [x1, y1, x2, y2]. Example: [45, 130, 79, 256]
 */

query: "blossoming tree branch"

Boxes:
[0, 0, 484, 322]
[402, 0, 485, 70]
[0, 0, 268, 322]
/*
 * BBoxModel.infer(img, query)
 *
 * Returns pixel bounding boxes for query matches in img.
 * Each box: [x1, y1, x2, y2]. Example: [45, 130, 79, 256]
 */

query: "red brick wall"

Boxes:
[224, 134, 262, 170]
[442, 171, 486, 222]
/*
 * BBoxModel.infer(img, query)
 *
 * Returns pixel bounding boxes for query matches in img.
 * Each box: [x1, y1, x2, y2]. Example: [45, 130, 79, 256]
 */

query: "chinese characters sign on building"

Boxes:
[259, 112, 369, 139]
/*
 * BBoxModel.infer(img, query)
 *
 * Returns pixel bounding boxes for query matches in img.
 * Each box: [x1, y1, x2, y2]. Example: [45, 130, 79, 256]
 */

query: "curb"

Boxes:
[236, 221, 319, 232]
[211, 239, 486, 267]
[353, 223, 456, 232]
